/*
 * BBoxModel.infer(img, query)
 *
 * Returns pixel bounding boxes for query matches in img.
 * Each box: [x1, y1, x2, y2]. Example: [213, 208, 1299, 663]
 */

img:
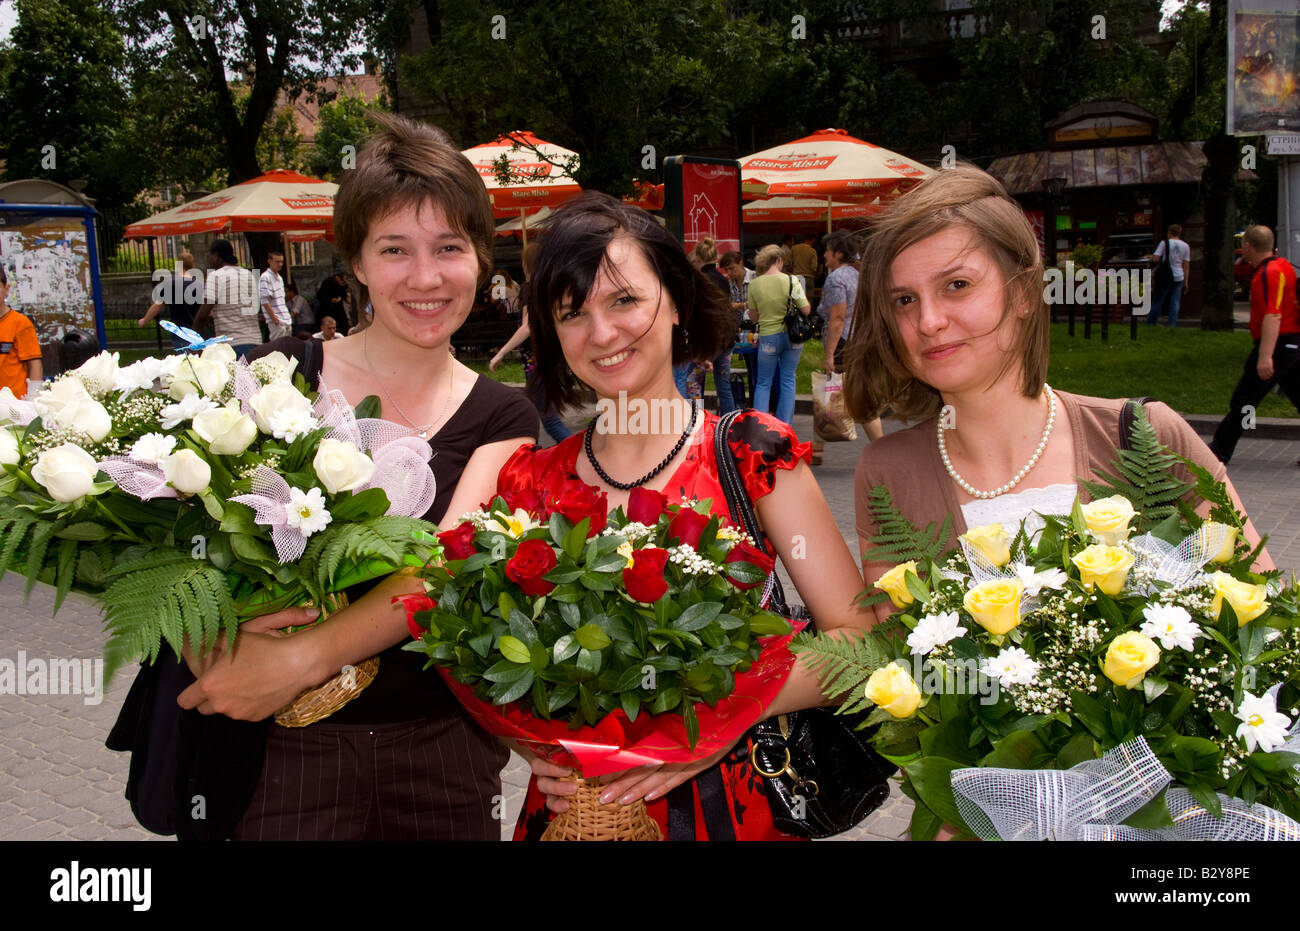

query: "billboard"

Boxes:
[1229, 2, 1300, 135]
[662, 157, 742, 257]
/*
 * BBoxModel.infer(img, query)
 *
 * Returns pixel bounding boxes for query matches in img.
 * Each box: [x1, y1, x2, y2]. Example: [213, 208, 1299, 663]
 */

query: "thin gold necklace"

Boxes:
[363, 330, 455, 439]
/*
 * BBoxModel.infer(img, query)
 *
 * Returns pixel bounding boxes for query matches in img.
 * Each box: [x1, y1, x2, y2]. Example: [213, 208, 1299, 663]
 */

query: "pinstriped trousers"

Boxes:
[230, 715, 508, 841]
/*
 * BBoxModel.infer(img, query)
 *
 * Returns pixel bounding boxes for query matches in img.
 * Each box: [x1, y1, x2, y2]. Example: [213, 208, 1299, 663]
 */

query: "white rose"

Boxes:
[114, 358, 164, 394]
[72, 351, 120, 396]
[192, 403, 258, 456]
[252, 350, 299, 384]
[162, 448, 211, 494]
[248, 381, 314, 434]
[0, 428, 19, 466]
[33, 378, 112, 441]
[313, 438, 375, 493]
[31, 443, 99, 502]
[200, 342, 238, 366]
[168, 356, 229, 399]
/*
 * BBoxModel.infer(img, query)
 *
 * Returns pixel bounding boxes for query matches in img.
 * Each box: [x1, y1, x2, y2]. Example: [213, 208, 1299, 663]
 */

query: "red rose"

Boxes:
[500, 487, 544, 516]
[667, 507, 710, 549]
[553, 481, 608, 536]
[724, 540, 775, 590]
[505, 538, 559, 597]
[437, 521, 478, 560]
[627, 487, 669, 526]
[392, 593, 437, 639]
[623, 547, 670, 603]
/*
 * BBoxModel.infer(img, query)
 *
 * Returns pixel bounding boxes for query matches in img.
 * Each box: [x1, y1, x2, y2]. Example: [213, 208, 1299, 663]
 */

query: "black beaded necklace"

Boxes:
[584, 402, 700, 491]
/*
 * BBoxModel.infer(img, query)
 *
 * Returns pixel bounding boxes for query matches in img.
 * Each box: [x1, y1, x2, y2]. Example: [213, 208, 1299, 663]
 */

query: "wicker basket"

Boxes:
[273, 592, 380, 728]
[540, 775, 664, 841]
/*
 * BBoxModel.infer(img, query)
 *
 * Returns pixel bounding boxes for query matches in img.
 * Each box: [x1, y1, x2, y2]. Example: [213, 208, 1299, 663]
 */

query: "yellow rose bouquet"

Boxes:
[793, 412, 1300, 840]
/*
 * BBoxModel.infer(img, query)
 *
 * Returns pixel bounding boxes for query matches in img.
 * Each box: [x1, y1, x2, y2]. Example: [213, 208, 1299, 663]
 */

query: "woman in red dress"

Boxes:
[496, 194, 873, 840]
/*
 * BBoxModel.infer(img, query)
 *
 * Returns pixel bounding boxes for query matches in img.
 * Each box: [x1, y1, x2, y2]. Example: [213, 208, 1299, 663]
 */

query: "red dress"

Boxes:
[495, 409, 812, 841]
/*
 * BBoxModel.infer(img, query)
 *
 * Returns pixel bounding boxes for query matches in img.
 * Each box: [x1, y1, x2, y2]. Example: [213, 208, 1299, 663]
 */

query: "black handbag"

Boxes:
[712, 409, 894, 838]
[783, 275, 823, 344]
[1154, 238, 1175, 289]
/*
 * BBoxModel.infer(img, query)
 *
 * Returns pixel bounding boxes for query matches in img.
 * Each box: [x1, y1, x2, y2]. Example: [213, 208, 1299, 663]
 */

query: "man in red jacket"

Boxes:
[1210, 225, 1300, 464]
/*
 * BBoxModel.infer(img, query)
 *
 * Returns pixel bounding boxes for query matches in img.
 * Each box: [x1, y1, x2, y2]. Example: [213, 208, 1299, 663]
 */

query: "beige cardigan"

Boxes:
[854, 391, 1227, 548]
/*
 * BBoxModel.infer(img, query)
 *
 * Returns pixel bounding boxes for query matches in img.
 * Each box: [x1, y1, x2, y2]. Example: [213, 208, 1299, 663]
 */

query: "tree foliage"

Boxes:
[307, 89, 391, 181]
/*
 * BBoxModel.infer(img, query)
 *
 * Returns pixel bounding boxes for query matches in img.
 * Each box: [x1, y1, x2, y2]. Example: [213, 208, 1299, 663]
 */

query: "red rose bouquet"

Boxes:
[401, 481, 798, 840]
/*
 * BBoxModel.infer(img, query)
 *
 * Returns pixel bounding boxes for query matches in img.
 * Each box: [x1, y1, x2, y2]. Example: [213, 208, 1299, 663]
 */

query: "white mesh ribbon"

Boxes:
[228, 466, 305, 562]
[315, 376, 436, 519]
[952, 737, 1300, 841]
[951, 738, 1172, 840]
[1129, 524, 1231, 591]
[1079, 789, 1300, 841]
[0, 387, 37, 426]
[97, 456, 179, 500]
[231, 360, 262, 418]
[959, 538, 1013, 586]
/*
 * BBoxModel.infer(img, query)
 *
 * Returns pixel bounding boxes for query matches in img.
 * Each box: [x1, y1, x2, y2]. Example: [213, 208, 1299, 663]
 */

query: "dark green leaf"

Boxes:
[675, 601, 722, 632]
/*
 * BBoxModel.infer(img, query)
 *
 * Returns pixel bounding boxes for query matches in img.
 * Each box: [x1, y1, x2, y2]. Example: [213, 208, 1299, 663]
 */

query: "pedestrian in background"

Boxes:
[138, 251, 202, 350]
[0, 266, 42, 396]
[192, 239, 262, 357]
[791, 232, 820, 293]
[286, 281, 314, 338]
[748, 243, 811, 426]
[259, 250, 293, 340]
[691, 238, 737, 414]
[1209, 225, 1300, 464]
[1146, 223, 1190, 327]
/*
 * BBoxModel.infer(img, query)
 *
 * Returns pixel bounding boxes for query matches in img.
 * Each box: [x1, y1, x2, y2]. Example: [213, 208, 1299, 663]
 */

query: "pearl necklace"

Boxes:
[938, 386, 1056, 500]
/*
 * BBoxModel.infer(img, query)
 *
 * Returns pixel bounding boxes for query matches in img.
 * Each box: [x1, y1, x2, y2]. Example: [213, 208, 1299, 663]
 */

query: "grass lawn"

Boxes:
[1047, 323, 1296, 418]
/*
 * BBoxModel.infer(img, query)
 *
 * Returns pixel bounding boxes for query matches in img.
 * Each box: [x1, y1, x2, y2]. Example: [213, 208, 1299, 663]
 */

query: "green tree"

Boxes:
[0, 0, 152, 210]
[307, 90, 391, 181]
[401, 0, 797, 195]
[112, 0, 380, 185]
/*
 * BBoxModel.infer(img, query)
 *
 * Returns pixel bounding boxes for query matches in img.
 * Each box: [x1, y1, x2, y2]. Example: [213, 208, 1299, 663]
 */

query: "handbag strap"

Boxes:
[713, 409, 790, 616]
[1119, 396, 1155, 452]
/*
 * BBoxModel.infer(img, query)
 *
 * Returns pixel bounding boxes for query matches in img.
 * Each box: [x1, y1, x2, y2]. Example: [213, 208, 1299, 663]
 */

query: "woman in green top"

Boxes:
[747, 243, 812, 424]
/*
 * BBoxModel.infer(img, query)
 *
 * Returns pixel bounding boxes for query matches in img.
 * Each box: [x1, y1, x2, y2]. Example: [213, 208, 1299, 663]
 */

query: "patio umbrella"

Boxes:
[495, 206, 555, 238]
[123, 169, 337, 238]
[462, 131, 582, 246]
[740, 129, 932, 232]
[742, 196, 884, 225]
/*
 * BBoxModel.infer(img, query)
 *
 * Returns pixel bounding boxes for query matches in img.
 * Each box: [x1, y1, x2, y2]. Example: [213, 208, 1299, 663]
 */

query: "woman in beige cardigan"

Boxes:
[840, 165, 1272, 627]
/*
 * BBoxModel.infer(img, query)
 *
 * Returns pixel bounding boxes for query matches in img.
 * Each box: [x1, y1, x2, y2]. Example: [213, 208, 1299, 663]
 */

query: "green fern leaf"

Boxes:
[1079, 405, 1193, 532]
[790, 629, 895, 706]
[0, 515, 35, 580]
[24, 522, 56, 595]
[863, 485, 952, 565]
[53, 538, 77, 613]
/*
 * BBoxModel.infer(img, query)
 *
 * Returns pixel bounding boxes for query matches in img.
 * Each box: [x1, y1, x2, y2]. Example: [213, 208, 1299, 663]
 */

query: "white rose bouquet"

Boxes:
[0, 346, 440, 699]
[793, 408, 1300, 840]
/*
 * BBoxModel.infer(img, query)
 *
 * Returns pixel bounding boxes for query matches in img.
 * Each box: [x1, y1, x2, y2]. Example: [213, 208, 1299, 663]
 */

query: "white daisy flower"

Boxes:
[267, 406, 319, 443]
[1013, 563, 1068, 598]
[906, 610, 967, 656]
[129, 432, 177, 467]
[1235, 691, 1292, 754]
[159, 393, 219, 430]
[284, 487, 332, 537]
[981, 647, 1041, 689]
[1139, 603, 1202, 652]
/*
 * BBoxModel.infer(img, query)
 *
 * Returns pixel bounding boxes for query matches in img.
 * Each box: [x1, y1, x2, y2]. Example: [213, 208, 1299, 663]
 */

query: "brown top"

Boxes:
[854, 390, 1227, 549]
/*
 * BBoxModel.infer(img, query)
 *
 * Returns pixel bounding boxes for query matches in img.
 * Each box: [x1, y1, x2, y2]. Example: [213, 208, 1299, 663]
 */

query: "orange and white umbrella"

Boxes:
[742, 196, 884, 224]
[123, 169, 336, 237]
[495, 206, 555, 238]
[462, 131, 581, 213]
[740, 129, 932, 201]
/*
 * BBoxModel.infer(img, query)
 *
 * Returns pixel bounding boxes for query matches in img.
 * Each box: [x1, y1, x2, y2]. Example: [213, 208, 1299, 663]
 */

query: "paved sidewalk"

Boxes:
[2, 413, 1297, 842]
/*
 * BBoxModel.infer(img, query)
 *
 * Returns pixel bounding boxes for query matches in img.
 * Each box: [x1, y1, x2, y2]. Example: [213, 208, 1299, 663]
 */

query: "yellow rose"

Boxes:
[1103, 631, 1161, 688]
[876, 561, 918, 609]
[864, 663, 922, 719]
[617, 539, 635, 569]
[1072, 544, 1135, 596]
[1081, 495, 1136, 546]
[1199, 523, 1239, 564]
[1209, 571, 1269, 626]
[960, 523, 1011, 568]
[963, 579, 1024, 636]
